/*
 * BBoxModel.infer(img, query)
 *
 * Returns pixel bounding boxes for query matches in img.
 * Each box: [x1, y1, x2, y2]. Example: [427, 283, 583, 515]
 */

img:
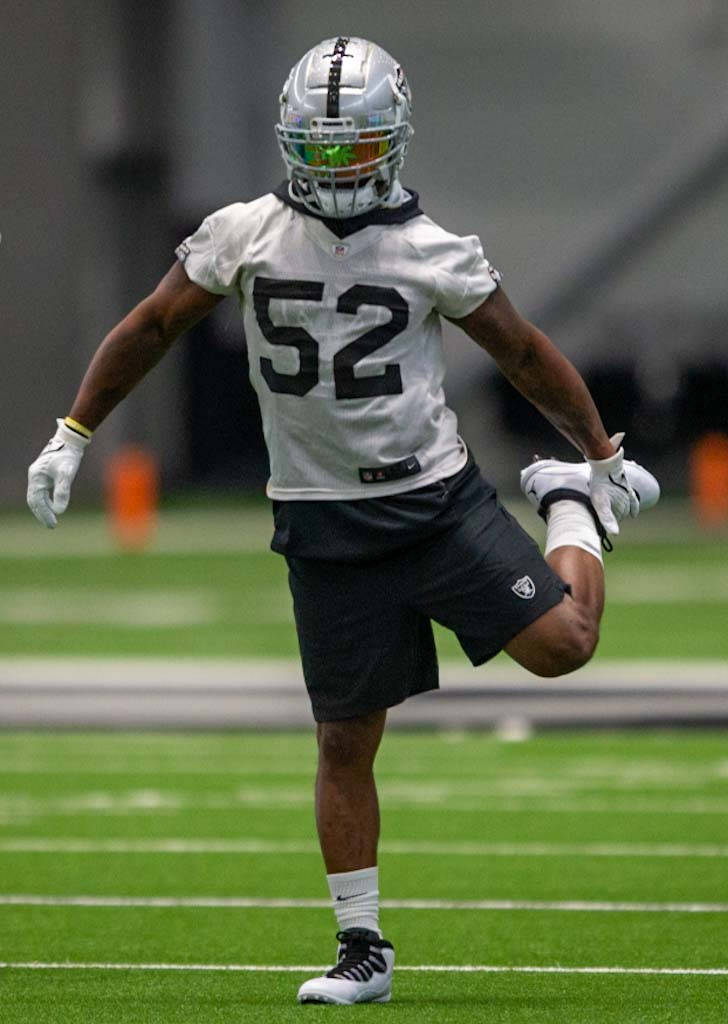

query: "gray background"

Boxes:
[3, 0, 727, 505]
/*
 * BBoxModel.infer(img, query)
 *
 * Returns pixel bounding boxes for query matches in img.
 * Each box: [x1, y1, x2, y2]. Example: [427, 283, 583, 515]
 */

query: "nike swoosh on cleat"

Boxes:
[336, 893, 367, 901]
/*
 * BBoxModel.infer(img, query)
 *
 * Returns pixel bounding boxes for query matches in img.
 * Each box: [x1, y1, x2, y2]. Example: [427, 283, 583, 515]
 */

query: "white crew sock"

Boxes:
[545, 499, 603, 564]
[327, 865, 381, 936]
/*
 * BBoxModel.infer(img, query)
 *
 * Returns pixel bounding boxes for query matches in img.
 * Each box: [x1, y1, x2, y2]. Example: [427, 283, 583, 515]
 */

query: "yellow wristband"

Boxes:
[64, 416, 93, 439]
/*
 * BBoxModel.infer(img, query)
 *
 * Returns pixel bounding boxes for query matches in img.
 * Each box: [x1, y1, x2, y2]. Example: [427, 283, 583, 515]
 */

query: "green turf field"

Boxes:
[0, 501, 726, 658]
[2, 502, 727, 1018]
[2, 730, 728, 1021]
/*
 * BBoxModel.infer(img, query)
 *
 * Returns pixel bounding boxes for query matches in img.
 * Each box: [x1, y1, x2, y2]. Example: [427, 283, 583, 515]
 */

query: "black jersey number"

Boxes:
[253, 278, 323, 396]
[253, 278, 407, 399]
[334, 285, 406, 399]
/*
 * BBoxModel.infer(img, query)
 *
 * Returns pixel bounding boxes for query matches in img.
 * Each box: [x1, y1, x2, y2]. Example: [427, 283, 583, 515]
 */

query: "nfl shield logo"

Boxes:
[511, 575, 535, 600]
[332, 244, 349, 258]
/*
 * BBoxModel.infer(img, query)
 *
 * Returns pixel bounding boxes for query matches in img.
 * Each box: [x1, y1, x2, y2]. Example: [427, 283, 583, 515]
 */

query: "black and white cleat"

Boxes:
[297, 928, 395, 1005]
[519, 456, 660, 551]
[520, 457, 660, 519]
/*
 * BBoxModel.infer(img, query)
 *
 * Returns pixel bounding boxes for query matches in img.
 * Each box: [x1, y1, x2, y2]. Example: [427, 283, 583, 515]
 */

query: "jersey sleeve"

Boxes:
[174, 203, 250, 296]
[427, 230, 501, 320]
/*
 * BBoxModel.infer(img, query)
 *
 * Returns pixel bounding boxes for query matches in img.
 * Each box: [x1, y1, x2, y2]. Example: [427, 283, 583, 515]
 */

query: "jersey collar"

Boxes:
[272, 181, 424, 239]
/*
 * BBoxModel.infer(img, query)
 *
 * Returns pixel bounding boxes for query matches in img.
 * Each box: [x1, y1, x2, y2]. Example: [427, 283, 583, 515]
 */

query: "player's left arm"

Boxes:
[452, 286, 640, 530]
[452, 287, 614, 461]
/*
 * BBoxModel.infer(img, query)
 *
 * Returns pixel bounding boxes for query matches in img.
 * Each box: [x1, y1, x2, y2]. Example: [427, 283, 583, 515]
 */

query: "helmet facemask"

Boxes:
[276, 117, 411, 218]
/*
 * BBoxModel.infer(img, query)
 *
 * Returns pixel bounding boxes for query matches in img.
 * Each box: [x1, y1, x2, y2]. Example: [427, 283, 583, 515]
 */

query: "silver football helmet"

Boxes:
[276, 37, 413, 219]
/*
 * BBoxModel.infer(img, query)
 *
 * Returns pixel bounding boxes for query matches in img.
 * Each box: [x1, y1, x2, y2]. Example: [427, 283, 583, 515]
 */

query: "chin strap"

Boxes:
[380, 180, 405, 209]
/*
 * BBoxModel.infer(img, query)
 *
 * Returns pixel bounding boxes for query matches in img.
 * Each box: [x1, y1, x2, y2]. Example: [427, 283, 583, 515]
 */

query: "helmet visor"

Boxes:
[278, 126, 399, 182]
[300, 132, 390, 179]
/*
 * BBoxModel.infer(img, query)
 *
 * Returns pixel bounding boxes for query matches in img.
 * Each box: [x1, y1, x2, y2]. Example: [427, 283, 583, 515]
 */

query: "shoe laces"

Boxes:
[326, 929, 388, 982]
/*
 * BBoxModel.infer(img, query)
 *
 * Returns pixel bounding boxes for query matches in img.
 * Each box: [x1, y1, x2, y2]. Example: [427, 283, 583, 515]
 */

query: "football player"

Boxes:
[27, 37, 659, 1005]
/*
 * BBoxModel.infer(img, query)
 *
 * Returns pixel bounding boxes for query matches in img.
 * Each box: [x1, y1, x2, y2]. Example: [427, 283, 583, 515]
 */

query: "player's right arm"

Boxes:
[27, 262, 222, 527]
[69, 262, 222, 431]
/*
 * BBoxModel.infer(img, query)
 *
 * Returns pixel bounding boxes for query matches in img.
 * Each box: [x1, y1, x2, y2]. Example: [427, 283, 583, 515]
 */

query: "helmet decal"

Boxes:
[325, 37, 350, 118]
[306, 144, 358, 168]
[394, 66, 410, 102]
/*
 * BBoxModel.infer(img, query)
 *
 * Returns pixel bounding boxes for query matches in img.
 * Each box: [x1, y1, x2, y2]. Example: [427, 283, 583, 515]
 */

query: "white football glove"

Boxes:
[27, 419, 90, 528]
[587, 431, 640, 536]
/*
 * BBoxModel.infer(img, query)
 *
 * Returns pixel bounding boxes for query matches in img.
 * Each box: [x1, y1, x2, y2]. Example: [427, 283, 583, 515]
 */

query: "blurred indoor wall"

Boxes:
[4, 0, 728, 505]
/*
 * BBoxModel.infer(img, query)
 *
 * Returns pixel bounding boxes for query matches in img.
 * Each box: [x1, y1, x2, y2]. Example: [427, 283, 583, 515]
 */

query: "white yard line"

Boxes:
[383, 840, 728, 858]
[2, 838, 728, 858]
[1, 894, 727, 913]
[6, 784, 728, 819]
[0, 592, 220, 628]
[606, 567, 728, 603]
[0, 762, 723, 783]
[1, 657, 727, 689]
[0, 764, 318, 777]
[0, 960, 726, 976]
[0, 510, 276, 558]
[431, 798, 728, 816]
[4, 795, 728, 818]
[2, 568, 728, 612]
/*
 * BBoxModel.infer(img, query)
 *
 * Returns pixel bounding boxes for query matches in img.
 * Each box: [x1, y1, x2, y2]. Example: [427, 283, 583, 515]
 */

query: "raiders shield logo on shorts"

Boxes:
[511, 575, 536, 600]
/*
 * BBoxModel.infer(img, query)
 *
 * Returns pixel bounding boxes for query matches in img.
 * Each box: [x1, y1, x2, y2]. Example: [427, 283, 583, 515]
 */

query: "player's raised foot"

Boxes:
[520, 457, 660, 520]
[297, 928, 395, 1005]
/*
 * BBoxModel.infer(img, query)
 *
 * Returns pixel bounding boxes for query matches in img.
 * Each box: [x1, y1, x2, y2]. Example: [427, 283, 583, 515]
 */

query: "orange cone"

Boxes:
[690, 432, 728, 526]
[105, 446, 159, 550]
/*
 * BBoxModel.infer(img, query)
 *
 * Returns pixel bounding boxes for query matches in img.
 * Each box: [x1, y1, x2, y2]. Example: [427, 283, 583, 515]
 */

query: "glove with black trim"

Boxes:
[27, 419, 91, 528]
[587, 431, 640, 536]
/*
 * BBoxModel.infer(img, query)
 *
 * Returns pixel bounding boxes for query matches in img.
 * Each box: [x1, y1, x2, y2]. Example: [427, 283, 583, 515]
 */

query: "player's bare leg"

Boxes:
[315, 709, 386, 874]
[506, 542, 603, 677]
[508, 454, 659, 677]
[297, 709, 395, 1005]
[547, 544, 604, 620]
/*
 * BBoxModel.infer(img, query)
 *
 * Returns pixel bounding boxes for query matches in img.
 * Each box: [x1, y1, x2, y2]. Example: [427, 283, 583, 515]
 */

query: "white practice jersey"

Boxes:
[176, 188, 499, 500]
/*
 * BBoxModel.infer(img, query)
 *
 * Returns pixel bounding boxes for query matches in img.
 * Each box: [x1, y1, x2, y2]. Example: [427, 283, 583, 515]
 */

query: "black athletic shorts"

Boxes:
[275, 456, 568, 722]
